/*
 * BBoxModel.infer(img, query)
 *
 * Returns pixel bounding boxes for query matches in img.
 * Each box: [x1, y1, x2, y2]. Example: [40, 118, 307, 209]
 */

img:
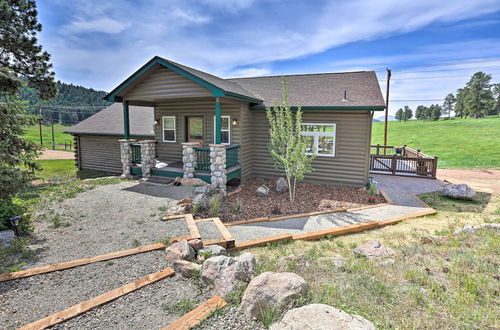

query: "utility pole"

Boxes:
[38, 104, 43, 146]
[51, 120, 55, 150]
[383, 68, 391, 152]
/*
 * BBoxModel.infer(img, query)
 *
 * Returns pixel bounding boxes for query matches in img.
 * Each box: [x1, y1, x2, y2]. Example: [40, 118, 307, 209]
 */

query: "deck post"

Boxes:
[140, 140, 156, 179]
[209, 144, 227, 193]
[215, 98, 222, 144]
[119, 139, 136, 178]
[182, 142, 198, 178]
[123, 100, 130, 140]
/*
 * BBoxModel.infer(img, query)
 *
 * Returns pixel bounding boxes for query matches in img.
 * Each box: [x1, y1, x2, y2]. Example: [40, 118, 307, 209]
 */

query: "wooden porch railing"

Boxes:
[369, 144, 438, 178]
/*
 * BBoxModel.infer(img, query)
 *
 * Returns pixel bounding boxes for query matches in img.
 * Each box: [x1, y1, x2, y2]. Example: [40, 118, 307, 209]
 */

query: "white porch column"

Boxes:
[209, 144, 227, 191]
[182, 142, 198, 178]
[119, 139, 136, 178]
[140, 140, 156, 179]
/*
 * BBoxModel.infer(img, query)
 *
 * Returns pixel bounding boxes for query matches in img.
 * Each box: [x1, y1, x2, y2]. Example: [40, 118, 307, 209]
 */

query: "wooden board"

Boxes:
[202, 238, 229, 247]
[293, 221, 380, 241]
[162, 214, 188, 221]
[347, 203, 390, 212]
[0, 243, 166, 283]
[228, 234, 293, 251]
[211, 217, 235, 248]
[185, 214, 201, 240]
[162, 296, 227, 330]
[380, 190, 394, 204]
[376, 209, 437, 226]
[19, 267, 175, 330]
[169, 235, 193, 244]
[410, 193, 433, 209]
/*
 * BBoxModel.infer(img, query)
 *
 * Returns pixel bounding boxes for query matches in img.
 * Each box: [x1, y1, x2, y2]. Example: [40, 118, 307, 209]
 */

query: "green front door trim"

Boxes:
[215, 99, 222, 144]
[123, 100, 130, 140]
[104, 56, 262, 103]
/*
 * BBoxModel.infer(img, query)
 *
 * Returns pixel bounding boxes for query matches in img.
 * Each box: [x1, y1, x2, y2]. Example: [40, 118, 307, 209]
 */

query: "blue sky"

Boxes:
[37, 0, 500, 114]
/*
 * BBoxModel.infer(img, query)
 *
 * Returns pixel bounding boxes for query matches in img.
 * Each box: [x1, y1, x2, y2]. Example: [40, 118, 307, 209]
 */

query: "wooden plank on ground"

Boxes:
[0, 243, 166, 283]
[194, 217, 220, 223]
[162, 214, 188, 221]
[377, 209, 437, 226]
[162, 296, 227, 330]
[19, 267, 175, 330]
[211, 217, 235, 248]
[185, 214, 201, 240]
[202, 239, 228, 247]
[169, 235, 193, 244]
[410, 193, 433, 209]
[380, 190, 394, 204]
[293, 221, 380, 241]
[228, 234, 293, 251]
[347, 203, 390, 212]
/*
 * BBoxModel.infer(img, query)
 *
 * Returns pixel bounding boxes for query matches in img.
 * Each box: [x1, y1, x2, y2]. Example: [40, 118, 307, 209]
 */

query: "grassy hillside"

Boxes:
[371, 117, 500, 169]
[22, 124, 73, 150]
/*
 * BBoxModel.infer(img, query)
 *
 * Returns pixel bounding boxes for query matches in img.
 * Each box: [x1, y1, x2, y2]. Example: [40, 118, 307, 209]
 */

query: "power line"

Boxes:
[373, 58, 500, 72]
[390, 99, 444, 102]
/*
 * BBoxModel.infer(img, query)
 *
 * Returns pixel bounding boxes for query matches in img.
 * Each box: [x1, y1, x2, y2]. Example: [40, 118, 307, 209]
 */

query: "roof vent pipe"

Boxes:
[342, 89, 348, 101]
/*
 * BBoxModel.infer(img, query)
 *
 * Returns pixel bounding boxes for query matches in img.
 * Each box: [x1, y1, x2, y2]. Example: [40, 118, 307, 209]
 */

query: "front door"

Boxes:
[187, 116, 204, 145]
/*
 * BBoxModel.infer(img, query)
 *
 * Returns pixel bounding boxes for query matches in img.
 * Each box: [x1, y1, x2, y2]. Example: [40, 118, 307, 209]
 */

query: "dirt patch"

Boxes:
[37, 149, 74, 160]
[198, 178, 384, 223]
[437, 169, 500, 194]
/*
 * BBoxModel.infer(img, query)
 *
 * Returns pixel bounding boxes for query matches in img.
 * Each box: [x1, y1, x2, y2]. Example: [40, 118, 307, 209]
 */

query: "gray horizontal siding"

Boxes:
[154, 99, 241, 161]
[249, 111, 371, 187]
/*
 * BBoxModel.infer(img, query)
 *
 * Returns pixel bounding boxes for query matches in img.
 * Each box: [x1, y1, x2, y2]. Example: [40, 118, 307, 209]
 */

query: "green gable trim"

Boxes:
[105, 56, 261, 103]
[249, 105, 385, 111]
[66, 132, 154, 138]
[224, 91, 261, 103]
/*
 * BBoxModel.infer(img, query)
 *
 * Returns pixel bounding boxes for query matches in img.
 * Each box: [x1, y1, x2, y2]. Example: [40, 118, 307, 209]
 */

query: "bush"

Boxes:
[0, 198, 32, 234]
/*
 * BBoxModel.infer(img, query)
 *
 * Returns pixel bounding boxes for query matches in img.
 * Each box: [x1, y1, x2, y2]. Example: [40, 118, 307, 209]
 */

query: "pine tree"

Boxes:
[492, 83, 500, 117]
[442, 93, 456, 119]
[403, 105, 413, 121]
[455, 88, 468, 118]
[415, 105, 426, 121]
[464, 72, 493, 119]
[395, 108, 404, 122]
[0, 0, 56, 207]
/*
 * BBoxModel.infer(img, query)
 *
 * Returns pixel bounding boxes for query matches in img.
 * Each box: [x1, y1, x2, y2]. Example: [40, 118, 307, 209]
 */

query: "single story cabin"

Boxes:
[65, 56, 385, 187]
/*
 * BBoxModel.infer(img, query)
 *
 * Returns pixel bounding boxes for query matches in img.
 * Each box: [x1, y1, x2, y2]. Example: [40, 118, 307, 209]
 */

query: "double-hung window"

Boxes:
[213, 115, 230, 144]
[300, 123, 336, 156]
[162, 116, 176, 142]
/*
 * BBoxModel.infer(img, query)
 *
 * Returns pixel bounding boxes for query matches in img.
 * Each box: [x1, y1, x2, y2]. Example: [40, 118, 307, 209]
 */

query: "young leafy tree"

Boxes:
[442, 93, 456, 119]
[0, 0, 56, 203]
[403, 105, 412, 121]
[266, 77, 314, 204]
[395, 108, 404, 122]
[464, 72, 493, 119]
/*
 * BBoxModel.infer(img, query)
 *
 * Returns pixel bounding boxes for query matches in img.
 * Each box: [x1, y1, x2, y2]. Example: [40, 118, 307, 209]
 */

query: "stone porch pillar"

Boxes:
[209, 144, 227, 191]
[182, 142, 198, 178]
[140, 140, 156, 179]
[119, 139, 136, 178]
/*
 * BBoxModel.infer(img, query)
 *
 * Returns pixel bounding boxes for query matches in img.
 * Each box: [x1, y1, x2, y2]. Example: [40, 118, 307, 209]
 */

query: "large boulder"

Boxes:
[270, 304, 375, 330]
[256, 184, 270, 197]
[276, 177, 288, 193]
[0, 230, 15, 248]
[165, 240, 196, 262]
[442, 184, 476, 200]
[173, 260, 202, 278]
[240, 272, 308, 320]
[353, 240, 395, 259]
[202, 252, 255, 297]
[192, 193, 208, 209]
[188, 239, 204, 251]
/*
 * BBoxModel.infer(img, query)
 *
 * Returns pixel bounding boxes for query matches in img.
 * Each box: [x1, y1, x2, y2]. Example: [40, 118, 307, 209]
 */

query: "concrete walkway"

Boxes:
[371, 174, 444, 195]
[224, 190, 434, 242]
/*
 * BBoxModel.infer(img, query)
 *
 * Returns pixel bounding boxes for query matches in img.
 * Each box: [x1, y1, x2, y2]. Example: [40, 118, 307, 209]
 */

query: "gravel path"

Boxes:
[28, 181, 194, 267]
[37, 150, 74, 160]
[195, 307, 265, 330]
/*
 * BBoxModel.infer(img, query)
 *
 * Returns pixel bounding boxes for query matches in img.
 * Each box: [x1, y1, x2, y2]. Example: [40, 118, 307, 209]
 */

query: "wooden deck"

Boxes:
[369, 145, 438, 178]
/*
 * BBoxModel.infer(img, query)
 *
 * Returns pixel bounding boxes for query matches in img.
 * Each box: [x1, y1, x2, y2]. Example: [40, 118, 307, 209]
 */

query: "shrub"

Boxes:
[209, 195, 221, 217]
[0, 198, 31, 234]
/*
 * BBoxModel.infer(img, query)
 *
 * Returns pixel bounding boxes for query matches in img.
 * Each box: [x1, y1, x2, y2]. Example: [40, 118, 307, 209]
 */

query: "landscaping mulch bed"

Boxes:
[199, 178, 385, 223]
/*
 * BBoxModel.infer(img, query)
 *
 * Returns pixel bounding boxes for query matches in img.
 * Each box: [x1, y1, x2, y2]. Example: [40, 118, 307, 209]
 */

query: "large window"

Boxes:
[213, 116, 230, 144]
[300, 123, 336, 156]
[162, 116, 176, 142]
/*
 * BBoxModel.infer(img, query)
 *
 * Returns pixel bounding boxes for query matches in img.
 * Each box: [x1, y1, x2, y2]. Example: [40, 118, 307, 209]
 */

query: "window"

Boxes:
[213, 116, 230, 144]
[300, 123, 336, 156]
[162, 116, 176, 142]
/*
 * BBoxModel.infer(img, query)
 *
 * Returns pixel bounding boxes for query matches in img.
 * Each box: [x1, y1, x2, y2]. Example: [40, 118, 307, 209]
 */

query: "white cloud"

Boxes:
[227, 67, 271, 77]
[64, 17, 130, 34]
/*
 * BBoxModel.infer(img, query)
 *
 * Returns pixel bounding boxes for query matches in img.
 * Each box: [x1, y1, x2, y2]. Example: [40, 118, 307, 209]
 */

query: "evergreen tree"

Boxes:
[492, 83, 500, 117]
[415, 105, 426, 121]
[395, 108, 404, 122]
[0, 0, 56, 208]
[442, 93, 456, 119]
[464, 72, 493, 119]
[403, 105, 413, 121]
[455, 88, 468, 118]
[429, 104, 442, 121]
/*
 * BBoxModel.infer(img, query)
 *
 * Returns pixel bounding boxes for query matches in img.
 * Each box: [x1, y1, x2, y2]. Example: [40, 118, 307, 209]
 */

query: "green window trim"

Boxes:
[213, 115, 230, 145]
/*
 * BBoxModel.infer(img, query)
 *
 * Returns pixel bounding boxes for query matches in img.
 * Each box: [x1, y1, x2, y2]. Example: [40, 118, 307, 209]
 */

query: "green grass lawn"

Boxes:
[34, 159, 77, 182]
[22, 124, 73, 151]
[371, 116, 500, 169]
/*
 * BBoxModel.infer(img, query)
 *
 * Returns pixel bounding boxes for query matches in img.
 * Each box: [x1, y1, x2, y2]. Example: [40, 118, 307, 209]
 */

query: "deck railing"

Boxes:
[194, 147, 211, 172]
[369, 144, 438, 178]
[131, 143, 142, 165]
[226, 144, 240, 168]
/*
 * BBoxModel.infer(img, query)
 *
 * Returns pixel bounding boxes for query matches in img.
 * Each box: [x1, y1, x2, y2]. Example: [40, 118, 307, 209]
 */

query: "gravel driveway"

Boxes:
[28, 181, 194, 267]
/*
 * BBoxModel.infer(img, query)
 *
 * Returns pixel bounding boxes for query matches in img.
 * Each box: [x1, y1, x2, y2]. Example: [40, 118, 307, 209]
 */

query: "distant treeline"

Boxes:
[396, 71, 500, 122]
[19, 80, 111, 125]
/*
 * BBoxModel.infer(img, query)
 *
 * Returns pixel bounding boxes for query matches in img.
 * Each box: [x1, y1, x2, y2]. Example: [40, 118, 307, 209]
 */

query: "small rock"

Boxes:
[0, 230, 16, 248]
[442, 184, 476, 200]
[353, 240, 395, 258]
[188, 239, 204, 251]
[276, 177, 288, 193]
[475, 223, 500, 231]
[199, 245, 227, 256]
[194, 186, 207, 194]
[173, 260, 202, 278]
[420, 235, 448, 244]
[454, 223, 500, 235]
[256, 184, 270, 197]
[270, 304, 375, 330]
[165, 204, 189, 216]
[240, 272, 308, 320]
[193, 194, 208, 209]
[177, 198, 193, 206]
[181, 177, 208, 186]
[165, 240, 196, 262]
[454, 225, 476, 235]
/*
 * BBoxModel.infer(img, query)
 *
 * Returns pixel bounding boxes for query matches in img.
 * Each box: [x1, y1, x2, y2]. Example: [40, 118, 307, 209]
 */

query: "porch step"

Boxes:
[143, 176, 175, 185]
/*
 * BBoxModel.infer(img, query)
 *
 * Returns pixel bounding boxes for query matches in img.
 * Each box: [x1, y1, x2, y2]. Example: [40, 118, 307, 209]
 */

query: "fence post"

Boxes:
[431, 157, 438, 178]
[403, 144, 407, 156]
[391, 155, 397, 174]
[70, 141, 72, 150]
[376, 144, 380, 155]
[417, 149, 421, 158]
